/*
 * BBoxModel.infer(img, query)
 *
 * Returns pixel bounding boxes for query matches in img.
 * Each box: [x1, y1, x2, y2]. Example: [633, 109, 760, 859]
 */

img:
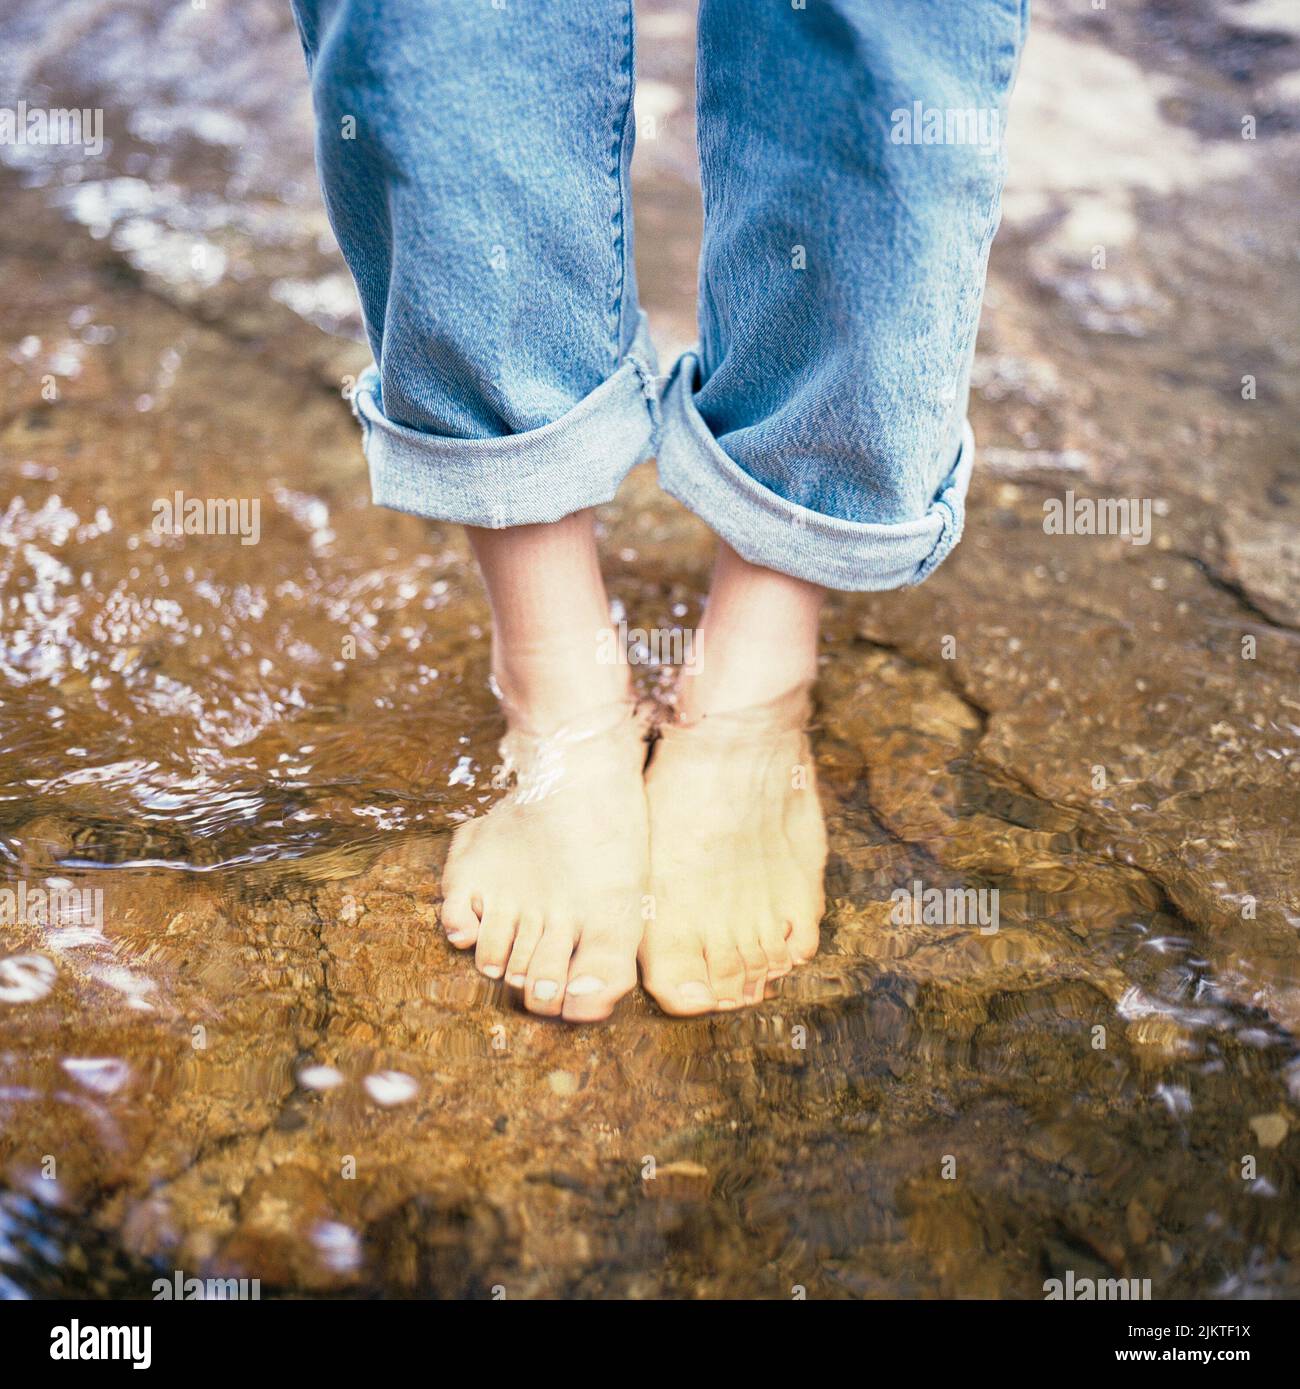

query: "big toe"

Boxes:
[641, 936, 717, 1017]
[440, 890, 481, 949]
[561, 926, 638, 1023]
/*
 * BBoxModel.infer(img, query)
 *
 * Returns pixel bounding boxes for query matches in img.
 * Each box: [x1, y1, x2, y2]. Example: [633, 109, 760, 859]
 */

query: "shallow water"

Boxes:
[0, 0, 1298, 1297]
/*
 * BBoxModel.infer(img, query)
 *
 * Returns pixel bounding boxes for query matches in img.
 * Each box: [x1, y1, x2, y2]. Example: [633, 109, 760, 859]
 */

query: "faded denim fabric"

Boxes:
[291, 0, 1028, 589]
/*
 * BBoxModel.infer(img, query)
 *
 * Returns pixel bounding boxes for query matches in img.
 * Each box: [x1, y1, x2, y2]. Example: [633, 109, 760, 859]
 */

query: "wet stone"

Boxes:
[642, 1160, 712, 1202]
[0, 0, 1297, 1298]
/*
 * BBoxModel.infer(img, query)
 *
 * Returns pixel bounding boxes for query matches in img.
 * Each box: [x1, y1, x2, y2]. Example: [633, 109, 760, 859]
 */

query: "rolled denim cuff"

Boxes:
[656, 351, 973, 592]
[354, 312, 660, 528]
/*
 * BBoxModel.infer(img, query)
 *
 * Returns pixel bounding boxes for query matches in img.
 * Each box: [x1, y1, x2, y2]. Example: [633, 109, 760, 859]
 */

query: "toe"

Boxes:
[641, 935, 716, 1016]
[787, 911, 822, 965]
[761, 917, 793, 977]
[474, 902, 520, 980]
[525, 920, 577, 1017]
[561, 925, 638, 1023]
[504, 914, 544, 988]
[440, 891, 481, 949]
[705, 946, 747, 1010]
[736, 935, 769, 1005]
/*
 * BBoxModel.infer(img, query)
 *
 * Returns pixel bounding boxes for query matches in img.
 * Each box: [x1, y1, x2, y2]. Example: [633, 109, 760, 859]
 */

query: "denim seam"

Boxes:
[609, 0, 636, 369]
[631, 355, 662, 453]
[908, 450, 969, 586]
[694, 13, 716, 380]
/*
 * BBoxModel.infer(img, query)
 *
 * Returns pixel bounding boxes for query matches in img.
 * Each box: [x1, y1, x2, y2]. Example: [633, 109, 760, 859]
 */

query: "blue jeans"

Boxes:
[291, 0, 1028, 590]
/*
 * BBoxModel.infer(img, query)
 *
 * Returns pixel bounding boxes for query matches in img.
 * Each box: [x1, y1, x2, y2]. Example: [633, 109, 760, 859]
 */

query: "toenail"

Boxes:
[506, 973, 525, 987]
[446, 931, 469, 945]
[532, 980, 559, 1001]
[566, 975, 605, 997]
[718, 998, 739, 1010]
[481, 964, 503, 979]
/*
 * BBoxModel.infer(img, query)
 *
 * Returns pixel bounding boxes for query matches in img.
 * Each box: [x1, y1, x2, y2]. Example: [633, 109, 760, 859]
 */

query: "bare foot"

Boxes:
[440, 699, 649, 1022]
[639, 686, 827, 1015]
[436, 511, 652, 1022]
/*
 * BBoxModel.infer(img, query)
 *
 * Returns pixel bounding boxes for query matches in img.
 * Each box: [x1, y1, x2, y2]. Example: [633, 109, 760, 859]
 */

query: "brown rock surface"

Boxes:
[0, 0, 1296, 1297]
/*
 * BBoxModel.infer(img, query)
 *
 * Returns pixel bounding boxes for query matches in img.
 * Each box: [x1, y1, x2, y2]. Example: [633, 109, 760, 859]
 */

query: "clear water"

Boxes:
[0, 0, 1297, 1298]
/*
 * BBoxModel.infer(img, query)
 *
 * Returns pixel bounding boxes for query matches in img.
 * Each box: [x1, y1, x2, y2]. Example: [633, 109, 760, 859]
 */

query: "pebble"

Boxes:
[642, 1160, 711, 1201]
[298, 1064, 345, 1092]
[0, 954, 57, 1004]
[364, 1071, 418, 1106]
[1248, 1113, 1289, 1149]
[1125, 1197, 1154, 1246]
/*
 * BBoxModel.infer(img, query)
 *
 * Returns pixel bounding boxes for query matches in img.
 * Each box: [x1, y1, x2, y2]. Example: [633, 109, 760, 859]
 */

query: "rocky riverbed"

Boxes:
[0, 0, 1297, 1297]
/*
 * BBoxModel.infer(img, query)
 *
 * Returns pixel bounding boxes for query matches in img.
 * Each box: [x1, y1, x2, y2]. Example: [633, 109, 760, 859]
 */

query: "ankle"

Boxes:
[675, 545, 822, 721]
[491, 630, 632, 734]
[674, 665, 814, 725]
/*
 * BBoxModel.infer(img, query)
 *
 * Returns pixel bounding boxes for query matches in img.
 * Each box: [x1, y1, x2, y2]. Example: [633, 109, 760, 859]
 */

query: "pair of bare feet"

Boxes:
[438, 515, 828, 1023]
